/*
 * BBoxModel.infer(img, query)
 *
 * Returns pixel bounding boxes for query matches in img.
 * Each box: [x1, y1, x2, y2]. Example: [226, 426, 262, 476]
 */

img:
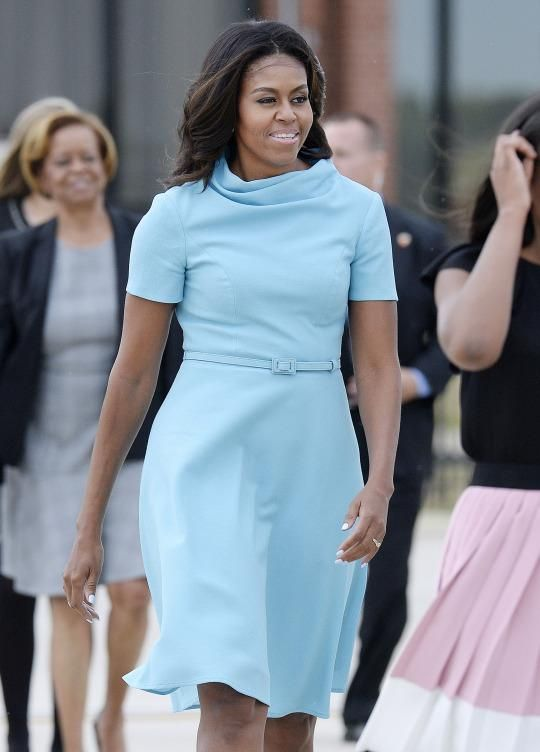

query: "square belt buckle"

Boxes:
[272, 358, 297, 374]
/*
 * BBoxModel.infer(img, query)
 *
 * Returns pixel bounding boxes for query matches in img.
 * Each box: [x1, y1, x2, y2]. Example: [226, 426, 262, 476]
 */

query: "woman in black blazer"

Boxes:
[0, 109, 180, 752]
[0, 96, 79, 752]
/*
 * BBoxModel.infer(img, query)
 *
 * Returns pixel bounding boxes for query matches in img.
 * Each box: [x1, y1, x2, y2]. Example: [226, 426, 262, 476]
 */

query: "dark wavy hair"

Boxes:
[470, 92, 540, 247]
[167, 20, 331, 188]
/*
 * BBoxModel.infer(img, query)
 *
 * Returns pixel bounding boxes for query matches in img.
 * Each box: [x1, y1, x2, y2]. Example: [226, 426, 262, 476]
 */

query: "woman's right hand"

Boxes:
[490, 130, 537, 217]
[63, 534, 103, 623]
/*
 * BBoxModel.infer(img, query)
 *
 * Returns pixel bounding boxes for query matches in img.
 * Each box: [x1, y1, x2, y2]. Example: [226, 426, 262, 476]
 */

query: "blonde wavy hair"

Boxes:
[20, 110, 118, 195]
[0, 97, 78, 199]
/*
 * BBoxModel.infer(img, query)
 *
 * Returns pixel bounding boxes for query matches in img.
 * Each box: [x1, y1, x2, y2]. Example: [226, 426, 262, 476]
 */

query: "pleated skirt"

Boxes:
[358, 485, 540, 752]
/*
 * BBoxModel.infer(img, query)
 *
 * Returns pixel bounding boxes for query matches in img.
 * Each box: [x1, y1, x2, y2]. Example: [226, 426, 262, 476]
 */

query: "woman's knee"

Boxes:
[199, 682, 267, 732]
[266, 712, 316, 748]
[51, 594, 83, 621]
[50, 596, 91, 639]
[107, 578, 150, 611]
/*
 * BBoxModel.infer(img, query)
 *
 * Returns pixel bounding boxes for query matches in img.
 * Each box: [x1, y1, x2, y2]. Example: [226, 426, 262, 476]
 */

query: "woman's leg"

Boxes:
[264, 713, 317, 752]
[50, 596, 92, 752]
[95, 578, 149, 752]
[0, 575, 35, 752]
[197, 683, 268, 752]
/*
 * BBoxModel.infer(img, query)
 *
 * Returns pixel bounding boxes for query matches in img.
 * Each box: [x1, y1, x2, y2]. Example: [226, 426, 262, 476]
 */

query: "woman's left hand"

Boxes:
[336, 482, 391, 565]
[63, 532, 103, 623]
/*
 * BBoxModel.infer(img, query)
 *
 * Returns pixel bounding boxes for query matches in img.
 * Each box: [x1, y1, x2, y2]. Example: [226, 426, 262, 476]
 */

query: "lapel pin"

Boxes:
[396, 231, 413, 248]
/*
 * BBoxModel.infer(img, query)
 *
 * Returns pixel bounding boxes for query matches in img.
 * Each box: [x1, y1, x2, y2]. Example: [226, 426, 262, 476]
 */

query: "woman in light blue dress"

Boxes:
[64, 20, 401, 752]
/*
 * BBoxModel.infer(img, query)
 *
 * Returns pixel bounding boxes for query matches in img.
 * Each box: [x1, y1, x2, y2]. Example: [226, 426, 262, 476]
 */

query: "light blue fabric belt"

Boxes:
[184, 351, 341, 375]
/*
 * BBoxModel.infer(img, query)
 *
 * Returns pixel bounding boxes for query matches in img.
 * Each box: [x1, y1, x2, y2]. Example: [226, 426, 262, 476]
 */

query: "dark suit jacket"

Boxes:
[343, 204, 451, 484]
[0, 206, 182, 467]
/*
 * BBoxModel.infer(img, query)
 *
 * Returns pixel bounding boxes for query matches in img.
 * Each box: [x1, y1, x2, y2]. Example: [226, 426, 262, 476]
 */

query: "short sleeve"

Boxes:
[421, 243, 481, 290]
[349, 192, 397, 301]
[126, 190, 186, 303]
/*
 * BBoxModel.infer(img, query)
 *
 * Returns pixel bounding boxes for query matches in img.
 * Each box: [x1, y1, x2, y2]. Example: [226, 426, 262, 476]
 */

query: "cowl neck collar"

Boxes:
[209, 156, 337, 206]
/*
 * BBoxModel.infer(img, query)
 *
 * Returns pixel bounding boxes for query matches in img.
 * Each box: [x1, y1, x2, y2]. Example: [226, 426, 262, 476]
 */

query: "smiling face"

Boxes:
[39, 124, 108, 207]
[232, 53, 314, 180]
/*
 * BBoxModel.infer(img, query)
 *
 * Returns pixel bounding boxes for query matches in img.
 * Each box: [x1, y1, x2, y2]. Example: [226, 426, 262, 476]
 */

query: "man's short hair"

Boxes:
[323, 111, 384, 150]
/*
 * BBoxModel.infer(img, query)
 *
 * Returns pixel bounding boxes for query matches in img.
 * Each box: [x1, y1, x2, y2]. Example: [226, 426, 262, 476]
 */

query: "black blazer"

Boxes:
[342, 204, 452, 483]
[0, 206, 182, 467]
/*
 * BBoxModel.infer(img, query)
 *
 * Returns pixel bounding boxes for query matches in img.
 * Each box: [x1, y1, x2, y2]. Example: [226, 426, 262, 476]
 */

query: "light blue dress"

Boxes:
[123, 157, 397, 718]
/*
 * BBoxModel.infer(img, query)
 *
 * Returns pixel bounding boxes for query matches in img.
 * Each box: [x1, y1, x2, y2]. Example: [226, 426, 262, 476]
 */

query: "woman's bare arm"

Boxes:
[64, 293, 175, 618]
[435, 213, 524, 370]
[338, 300, 401, 564]
[436, 131, 536, 371]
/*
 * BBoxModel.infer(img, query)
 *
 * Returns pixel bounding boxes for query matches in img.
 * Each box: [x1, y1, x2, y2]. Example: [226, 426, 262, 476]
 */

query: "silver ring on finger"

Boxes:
[372, 537, 382, 549]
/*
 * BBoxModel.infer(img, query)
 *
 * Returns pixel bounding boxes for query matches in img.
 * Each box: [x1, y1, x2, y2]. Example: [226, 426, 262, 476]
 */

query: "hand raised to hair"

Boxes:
[490, 130, 537, 217]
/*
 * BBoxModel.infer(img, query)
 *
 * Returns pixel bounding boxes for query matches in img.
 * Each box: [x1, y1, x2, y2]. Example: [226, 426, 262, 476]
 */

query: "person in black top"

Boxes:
[324, 112, 451, 742]
[358, 93, 540, 752]
[0, 97, 78, 752]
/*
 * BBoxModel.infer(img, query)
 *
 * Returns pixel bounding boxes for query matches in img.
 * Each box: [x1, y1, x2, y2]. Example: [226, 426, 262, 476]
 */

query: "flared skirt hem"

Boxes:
[358, 678, 540, 752]
[123, 670, 346, 719]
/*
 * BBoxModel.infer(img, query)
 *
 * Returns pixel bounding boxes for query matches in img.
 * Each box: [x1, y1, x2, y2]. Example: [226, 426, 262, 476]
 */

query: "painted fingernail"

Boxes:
[341, 522, 350, 531]
[335, 558, 345, 565]
[88, 594, 95, 605]
[86, 618, 93, 624]
[336, 549, 344, 558]
[361, 562, 368, 569]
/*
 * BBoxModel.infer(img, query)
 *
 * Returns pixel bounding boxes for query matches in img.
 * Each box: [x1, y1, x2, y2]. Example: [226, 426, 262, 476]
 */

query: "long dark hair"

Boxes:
[470, 92, 540, 247]
[167, 20, 331, 188]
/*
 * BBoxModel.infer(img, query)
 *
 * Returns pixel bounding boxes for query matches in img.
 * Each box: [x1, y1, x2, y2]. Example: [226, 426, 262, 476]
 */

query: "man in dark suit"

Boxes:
[324, 113, 452, 743]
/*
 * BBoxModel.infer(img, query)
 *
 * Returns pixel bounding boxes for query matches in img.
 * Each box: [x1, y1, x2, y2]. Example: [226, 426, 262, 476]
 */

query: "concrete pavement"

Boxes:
[1, 508, 450, 751]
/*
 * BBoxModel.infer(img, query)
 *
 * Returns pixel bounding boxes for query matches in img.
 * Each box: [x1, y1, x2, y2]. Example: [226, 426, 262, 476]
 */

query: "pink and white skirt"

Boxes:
[358, 485, 540, 752]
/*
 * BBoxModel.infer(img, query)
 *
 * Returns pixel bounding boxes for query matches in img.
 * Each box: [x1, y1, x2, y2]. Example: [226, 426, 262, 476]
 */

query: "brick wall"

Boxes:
[258, 0, 396, 197]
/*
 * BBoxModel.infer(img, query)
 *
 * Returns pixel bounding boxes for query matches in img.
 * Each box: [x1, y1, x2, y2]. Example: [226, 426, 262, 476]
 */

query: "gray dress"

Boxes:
[1, 238, 144, 596]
